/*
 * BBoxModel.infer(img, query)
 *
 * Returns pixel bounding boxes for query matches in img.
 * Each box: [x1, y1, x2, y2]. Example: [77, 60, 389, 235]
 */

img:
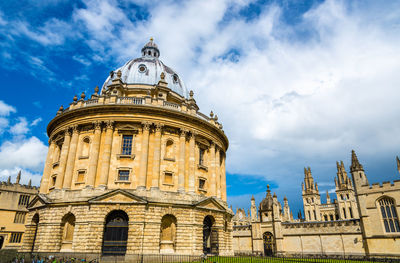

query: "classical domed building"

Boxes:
[21, 39, 233, 257]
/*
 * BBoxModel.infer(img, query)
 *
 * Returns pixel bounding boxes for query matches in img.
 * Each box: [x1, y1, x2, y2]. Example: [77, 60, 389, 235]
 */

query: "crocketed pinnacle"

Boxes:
[350, 150, 364, 173]
[397, 156, 400, 175]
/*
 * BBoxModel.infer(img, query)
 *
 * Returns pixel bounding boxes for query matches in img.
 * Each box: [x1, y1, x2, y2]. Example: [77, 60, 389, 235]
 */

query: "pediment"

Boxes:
[195, 197, 226, 212]
[89, 189, 147, 204]
[27, 195, 48, 209]
[117, 123, 139, 133]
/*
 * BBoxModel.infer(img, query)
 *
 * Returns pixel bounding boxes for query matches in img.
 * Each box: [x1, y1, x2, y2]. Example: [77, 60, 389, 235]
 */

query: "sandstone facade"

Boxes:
[21, 39, 233, 256]
[232, 151, 400, 257]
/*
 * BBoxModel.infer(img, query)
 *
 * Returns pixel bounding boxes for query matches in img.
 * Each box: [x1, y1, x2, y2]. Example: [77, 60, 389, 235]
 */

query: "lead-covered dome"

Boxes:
[102, 38, 188, 98]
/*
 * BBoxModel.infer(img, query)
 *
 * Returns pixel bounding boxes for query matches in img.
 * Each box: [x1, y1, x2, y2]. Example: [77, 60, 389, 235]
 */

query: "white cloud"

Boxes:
[0, 100, 16, 116]
[0, 136, 47, 172]
[31, 117, 42, 127]
[10, 117, 29, 136]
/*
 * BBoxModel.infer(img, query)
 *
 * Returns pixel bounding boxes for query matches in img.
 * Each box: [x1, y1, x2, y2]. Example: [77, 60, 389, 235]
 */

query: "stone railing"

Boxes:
[163, 101, 180, 110]
[117, 97, 144, 105]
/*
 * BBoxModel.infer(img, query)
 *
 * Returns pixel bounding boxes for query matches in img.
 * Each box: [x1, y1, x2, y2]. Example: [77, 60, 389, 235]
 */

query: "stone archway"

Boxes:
[102, 210, 129, 256]
[263, 232, 274, 256]
[203, 215, 218, 255]
[160, 214, 177, 253]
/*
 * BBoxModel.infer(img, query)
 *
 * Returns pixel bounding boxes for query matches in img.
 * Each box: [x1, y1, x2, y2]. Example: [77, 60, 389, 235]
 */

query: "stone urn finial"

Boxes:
[81, 92, 86, 100]
[73, 95, 78, 102]
[210, 111, 214, 118]
[189, 90, 194, 99]
[94, 86, 99, 94]
[160, 72, 165, 80]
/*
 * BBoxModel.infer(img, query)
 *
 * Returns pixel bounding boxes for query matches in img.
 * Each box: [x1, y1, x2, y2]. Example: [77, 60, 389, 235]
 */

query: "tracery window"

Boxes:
[379, 197, 400, 233]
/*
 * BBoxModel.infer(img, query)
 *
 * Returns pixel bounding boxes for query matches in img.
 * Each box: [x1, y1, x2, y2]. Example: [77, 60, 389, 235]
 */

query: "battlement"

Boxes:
[358, 179, 400, 193]
[281, 219, 361, 235]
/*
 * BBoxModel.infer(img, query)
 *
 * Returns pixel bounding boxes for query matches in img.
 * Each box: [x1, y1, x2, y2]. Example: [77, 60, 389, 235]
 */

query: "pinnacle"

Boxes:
[350, 150, 364, 173]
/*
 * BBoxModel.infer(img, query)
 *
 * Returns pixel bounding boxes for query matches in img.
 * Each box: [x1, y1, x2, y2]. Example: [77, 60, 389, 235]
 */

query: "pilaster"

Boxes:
[152, 123, 163, 189]
[138, 121, 151, 189]
[188, 131, 196, 193]
[63, 125, 79, 189]
[55, 129, 71, 189]
[86, 121, 102, 188]
[40, 139, 56, 193]
[178, 129, 187, 192]
[99, 120, 114, 188]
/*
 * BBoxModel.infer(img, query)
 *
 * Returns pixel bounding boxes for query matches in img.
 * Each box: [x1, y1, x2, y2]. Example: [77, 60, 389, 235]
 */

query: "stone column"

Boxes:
[39, 139, 56, 193]
[188, 131, 196, 193]
[86, 121, 102, 188]
[216, 147, 221, 199]
[151, 123, 163, 189]
[63, 125, 79, 189]
[178, 129, 187, 192]
[55, 129, 71, 190]
[138, 122, 151, 189]
[209, 142, 216, 196]
[221, 152, 227, 201]
[99, 121, 114, 188]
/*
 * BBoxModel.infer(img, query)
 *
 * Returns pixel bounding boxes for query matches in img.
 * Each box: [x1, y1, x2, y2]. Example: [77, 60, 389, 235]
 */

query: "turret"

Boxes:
[302, 167, 321, 221]
[350, 150, 369, 188]
[396, 156, 400, 175]
[283, 196, 291, 222]
[303, 167, 318, 194]
[250, 195, 258, 221]
[16, 170, 21, 184]
[326, 190, 331, 204]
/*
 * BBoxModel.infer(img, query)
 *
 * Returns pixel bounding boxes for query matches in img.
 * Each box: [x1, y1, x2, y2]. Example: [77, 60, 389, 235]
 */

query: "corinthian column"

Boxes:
[39, 139, 56, 193]
[151, 123, 163, 189]
[138, 122, 151, 189]
[178, 129, 187, 192]
[221, 153, 227, 201]
[209, 142, 216, 197]
[63, 125, 79, 189]
[99, 120, 114, 188]
[86, 121, 102, 188]
[55, 129, 71, 190]
[188, 131, 196, 193]
[216, 147, 221, 198]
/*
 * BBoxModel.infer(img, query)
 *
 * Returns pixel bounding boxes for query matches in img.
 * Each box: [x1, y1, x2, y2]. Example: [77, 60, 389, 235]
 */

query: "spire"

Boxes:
[251, 195, 255, 201]
[336, 160, 350, 189]
[16, 170, 21, 184]
[7, 176, 11, 184]
[28, 179, 32, 187]
[303, 167, 316, 192]
[326, 190, 331, 204]
[397, 156, 400, 175]
[350, 150, 364, 173]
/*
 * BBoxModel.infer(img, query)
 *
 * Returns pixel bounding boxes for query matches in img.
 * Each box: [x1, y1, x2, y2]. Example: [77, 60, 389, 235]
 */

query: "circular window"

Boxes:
[138, 64, 147, 73]
[173, 74, 178, 83]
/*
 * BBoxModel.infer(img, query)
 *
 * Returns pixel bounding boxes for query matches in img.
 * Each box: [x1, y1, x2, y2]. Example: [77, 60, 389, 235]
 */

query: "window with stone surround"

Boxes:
[118, 170, 130, 181]
[199, 148, 205, 166]
[76, 170, 86, 184]
[9, 232, 22, 243]
[379, 197, 400, 233]
[18, 195, 30, 207]
[121, 135, 133, 155]
[199, 178, 206, 190]
[80, 137, 90, 158]
[14, 212, 26, 224]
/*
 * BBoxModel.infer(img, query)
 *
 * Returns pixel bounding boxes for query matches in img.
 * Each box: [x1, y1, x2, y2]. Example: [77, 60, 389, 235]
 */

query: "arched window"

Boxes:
[379, 197, 400, 233]
[164, 139, 174, 160]
[61, 213, 75, 251]
[263, 232, 274, 256]
[80, 137, 90, 158]
[160, 214, 177, 253]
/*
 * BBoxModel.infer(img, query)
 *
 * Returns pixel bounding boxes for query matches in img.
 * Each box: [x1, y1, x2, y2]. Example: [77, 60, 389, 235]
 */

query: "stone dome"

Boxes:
[102, 38, 189, 98]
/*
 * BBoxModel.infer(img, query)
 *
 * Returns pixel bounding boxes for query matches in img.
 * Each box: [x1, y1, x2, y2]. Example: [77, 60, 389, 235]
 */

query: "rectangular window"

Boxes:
[199, 178, 206, 190]
[313, 210, 316, 221]
[10, 233, 22, 243]
[14, 212, 26, 224]
[118, 170, 130, 181]
[77, 170, 85, 183]
[18, 195, 30, 207]
[51, 176, 57, 187]
[164, 172, 173, 185]
[199, 148, 205, 165]
[349, 207, 353, 218]
[121, 135, 133, 155]
[343, 208, 347, 219]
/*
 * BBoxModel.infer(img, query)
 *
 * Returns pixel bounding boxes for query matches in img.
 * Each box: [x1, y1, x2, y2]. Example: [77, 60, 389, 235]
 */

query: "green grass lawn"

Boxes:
[187, 256, 376, 263]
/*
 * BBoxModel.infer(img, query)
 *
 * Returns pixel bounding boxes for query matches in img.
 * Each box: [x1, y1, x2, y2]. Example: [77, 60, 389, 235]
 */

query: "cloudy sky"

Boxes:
[1, 0, 400, 215]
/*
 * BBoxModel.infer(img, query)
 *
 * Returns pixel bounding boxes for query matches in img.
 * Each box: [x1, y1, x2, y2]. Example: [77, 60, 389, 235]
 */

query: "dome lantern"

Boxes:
[141, 37, 160, 58]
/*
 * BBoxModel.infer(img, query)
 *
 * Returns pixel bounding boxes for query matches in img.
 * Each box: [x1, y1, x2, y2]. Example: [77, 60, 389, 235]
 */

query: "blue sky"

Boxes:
[1, 0, 400, 217]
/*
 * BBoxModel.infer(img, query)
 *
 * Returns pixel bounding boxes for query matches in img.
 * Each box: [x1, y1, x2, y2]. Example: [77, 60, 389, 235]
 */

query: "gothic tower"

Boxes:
[302, 167, 321, 221]
[335, 161, 358, 219]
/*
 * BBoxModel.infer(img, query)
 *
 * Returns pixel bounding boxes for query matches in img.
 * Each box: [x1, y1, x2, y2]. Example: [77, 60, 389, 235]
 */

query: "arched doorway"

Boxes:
[31, 214, 39, 252]
[263, 232, 274, 256]
[203, 215, 218, 255]
[102, 210, 129, 256]
[0, 236, 4, 249]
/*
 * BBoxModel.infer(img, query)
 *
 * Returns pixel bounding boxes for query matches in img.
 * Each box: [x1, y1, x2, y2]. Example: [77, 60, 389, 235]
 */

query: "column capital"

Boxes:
[154, 122, 164, 132]
[65, 128, 72, 137]
[93, 121, 102, 130]
[105, 120, 115, 130]
[70, 125, 79, 134]
[210, 141, 216, 148]
[189, 130, 197, 139]
[141, 121, 151, 131]
[180, 128, 188, 137]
